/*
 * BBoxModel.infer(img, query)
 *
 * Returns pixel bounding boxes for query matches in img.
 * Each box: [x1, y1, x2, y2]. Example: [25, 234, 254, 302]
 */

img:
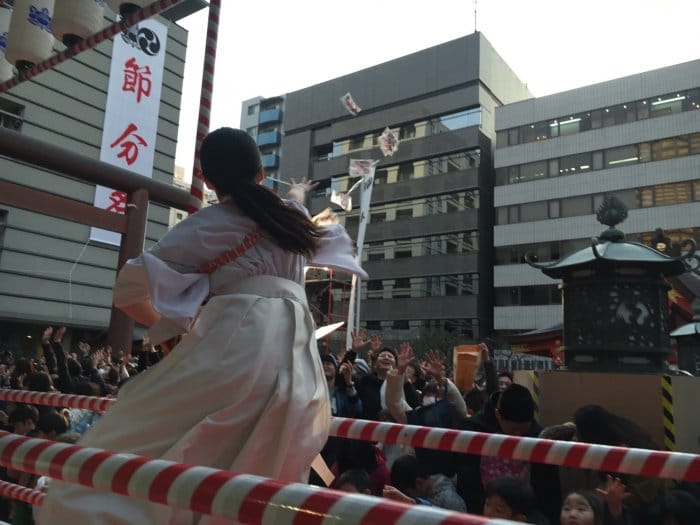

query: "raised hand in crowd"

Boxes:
[350, 328, 369, 352]
[52, 327, 66, 344]
[339, 361, 354, 386]
[78, 341, 91, 356]
[479, 342, 491, 363]
[41, 327, 53, 345]
[421, 349, 447, 385]
[596, 474, 630, 520]
[397, 342, 414, 374]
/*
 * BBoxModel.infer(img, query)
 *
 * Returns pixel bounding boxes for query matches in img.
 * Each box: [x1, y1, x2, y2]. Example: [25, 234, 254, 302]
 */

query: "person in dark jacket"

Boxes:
[356, 346, 421, 421]
[456, 384, 545, 512]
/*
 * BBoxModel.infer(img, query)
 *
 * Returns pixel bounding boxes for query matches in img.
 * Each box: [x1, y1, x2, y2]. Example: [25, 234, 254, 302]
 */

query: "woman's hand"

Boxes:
[287, 177, 318, 204]
[311, 207, 339, 226]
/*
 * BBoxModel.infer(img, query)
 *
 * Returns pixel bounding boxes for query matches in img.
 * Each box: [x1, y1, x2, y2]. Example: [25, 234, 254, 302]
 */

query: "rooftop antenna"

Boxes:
[473, 0, 478, 33]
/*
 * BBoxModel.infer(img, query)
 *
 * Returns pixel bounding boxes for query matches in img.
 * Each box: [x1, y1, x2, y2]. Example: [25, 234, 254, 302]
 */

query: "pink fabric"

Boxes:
[480, 456, 530, 486]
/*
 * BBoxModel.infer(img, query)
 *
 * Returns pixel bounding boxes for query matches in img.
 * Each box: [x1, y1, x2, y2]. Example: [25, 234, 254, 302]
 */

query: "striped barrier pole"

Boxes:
[2, 388, 700, 481]
[187, 0, 221, 214]
[0, 479, 45, 506]
[0, 0, 186, 94]
[0, 431, 512, 525]
[531, 370, 540, 424]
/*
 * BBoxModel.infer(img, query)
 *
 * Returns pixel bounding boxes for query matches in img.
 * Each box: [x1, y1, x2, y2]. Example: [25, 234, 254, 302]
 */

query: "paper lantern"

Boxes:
[5, 0, 56, 71]
[107, 1, 150, 17]
[0, 6, 14, 82]
[52, 0, 105, 47]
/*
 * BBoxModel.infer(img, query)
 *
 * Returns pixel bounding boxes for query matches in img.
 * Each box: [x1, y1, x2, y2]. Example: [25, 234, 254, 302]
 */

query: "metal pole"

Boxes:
[107, 188, 149, 353]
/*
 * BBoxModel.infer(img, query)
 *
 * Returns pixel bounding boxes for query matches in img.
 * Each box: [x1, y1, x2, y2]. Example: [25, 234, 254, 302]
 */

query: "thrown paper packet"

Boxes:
[331, 189, 353, 212]
[378, 127, 399, 157]
[340, 92, 361, 116]
[348, 158, 379, 178]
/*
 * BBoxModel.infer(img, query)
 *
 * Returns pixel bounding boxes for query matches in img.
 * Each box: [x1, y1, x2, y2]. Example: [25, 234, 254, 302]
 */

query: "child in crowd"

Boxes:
[331, 469, 372, 495]
[483, 476, 536, 523]
[561, 491, 604, 525]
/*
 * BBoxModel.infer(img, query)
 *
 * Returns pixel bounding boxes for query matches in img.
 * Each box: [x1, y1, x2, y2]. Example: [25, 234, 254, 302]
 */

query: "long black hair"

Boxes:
[199, 128, 322, 257]
[573, 404, 659, 450]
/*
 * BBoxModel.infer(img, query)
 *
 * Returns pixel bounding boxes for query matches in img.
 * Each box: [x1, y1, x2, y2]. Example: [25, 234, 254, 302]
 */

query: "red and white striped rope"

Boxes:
[4, 388, 700, 482]
[329, 418, 700, 482]
[0, 431, 508, 525]
[187, 0, 221, 214]
[0, 389, 113, 412]
[0, 0, 186, 94]
[0, 479, 45, 506]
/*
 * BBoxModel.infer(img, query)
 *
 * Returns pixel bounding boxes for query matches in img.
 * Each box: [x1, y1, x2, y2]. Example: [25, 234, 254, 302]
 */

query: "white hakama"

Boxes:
[36, 202, 366, 525]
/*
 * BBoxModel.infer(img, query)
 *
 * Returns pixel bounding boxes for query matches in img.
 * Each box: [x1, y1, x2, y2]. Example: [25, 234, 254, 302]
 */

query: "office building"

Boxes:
[493, 60, 700, 335]
[247, 33, 532, 343]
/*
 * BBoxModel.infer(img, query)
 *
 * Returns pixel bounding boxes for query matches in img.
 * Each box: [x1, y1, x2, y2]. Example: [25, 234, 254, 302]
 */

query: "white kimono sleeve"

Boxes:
[309, 224, 368, 279]
[113, 253, 210, 345]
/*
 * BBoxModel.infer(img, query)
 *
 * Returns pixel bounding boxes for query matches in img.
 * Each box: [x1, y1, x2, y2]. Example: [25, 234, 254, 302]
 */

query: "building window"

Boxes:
[559, 153, 592, 175]
[496, 87, 700, 147]
[367, 280, 383, 291]
[605, 145, 639, 168]
[521, 121, 549, 142]
[548, 200, 560, 218]
[520, 161, 547, 181]
[247, 105, 257, 115]
[395, 208, 414, 220]
[370, 212, 386, 223]
[397, 164, 413, 182]
[649, 93, 685, 118]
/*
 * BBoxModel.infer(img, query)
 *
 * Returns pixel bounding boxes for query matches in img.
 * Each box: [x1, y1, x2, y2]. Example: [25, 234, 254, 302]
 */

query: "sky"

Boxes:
[173, 0, 700, 174]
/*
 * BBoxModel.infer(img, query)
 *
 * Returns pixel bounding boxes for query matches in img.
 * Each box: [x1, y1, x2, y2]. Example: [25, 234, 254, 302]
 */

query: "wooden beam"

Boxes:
[0, 179, 128, 233]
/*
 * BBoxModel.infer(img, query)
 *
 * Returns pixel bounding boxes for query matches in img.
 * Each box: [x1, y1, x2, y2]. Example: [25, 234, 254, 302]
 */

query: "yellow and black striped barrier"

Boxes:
[531, 370, 540, 424]
[661, 375, 676, 451]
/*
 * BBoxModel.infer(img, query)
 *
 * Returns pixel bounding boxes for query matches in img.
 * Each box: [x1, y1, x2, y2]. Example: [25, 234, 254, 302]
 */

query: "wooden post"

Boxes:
[107, 188, 149, 354]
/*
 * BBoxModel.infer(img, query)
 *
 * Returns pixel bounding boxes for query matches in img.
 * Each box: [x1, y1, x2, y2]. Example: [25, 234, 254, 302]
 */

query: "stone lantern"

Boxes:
[526, 195, 698, 373]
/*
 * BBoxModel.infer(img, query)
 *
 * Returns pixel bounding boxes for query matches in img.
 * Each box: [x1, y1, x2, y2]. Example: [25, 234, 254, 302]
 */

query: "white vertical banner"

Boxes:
[90, 19, 169, 245]
[345, 159, 377, 349]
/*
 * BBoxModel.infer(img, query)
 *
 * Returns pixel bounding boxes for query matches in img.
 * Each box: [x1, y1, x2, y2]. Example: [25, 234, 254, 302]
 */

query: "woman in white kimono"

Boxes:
[37, 128, 368, 525]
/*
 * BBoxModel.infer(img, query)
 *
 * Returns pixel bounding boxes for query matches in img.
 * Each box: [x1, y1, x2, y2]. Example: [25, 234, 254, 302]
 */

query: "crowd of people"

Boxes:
[1, 127, 697, 524]
[0, 327, 698, 524]
[314, 329, 699, 525]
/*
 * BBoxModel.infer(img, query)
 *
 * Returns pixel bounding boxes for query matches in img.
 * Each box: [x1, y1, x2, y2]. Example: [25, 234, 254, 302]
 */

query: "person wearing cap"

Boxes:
[455, 384, 543, 513]
[320, 354, 362, 419]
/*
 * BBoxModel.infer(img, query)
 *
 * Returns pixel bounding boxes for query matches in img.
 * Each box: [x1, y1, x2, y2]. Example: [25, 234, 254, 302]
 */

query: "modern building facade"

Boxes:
[493, 60, 700, 336]
[0, 5, 201, 351]
[248, 33, 532, 343]
[241, 95, 285, 190]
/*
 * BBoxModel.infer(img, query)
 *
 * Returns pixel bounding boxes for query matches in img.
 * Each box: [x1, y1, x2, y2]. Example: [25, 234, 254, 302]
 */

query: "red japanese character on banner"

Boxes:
[122, 57, 152, 103]
[110, 123, 147, 166]
[106, 190, 127, 213]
